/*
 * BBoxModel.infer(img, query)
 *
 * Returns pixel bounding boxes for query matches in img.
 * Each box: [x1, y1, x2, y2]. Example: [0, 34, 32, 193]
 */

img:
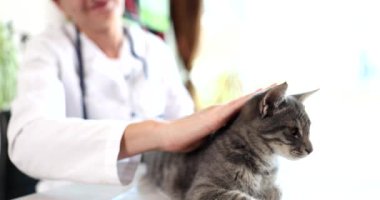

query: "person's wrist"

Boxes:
[147, 120, 167, 152]
[118, 120, 166, 158]
[153, 120, 172, 152]
[158, 119, 189, 152]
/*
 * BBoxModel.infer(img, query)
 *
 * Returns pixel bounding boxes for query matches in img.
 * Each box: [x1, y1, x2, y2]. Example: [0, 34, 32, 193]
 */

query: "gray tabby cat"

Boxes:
[143, 82, 316, 200]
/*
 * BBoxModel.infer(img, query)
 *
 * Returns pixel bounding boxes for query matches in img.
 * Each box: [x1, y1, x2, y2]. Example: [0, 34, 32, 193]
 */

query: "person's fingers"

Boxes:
[216, 83, 278, 129]
[171, 84, 282, 153]
[181, 93, 257, 152]
[221, 93, 254, 117]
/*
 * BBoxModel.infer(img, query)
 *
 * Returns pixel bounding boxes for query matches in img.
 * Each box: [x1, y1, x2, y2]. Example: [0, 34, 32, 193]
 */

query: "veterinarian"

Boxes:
[7, 0, 253, 192]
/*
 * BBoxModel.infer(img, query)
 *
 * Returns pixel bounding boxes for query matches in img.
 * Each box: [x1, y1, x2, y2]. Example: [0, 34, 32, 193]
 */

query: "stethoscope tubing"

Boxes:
[74, 26, 147, 119]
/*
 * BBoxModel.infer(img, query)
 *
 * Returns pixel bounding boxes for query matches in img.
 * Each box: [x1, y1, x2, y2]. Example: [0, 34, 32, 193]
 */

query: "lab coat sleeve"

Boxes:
[7, 35, 138, 185]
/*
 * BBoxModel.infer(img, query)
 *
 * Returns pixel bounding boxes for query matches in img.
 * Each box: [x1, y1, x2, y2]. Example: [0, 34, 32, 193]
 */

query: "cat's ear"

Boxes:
[259, 82, 288, 118]
[292, 88, 319, 102]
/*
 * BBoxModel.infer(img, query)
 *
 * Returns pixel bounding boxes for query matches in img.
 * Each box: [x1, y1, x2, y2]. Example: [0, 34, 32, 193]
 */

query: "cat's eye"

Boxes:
[290, 128, 300, 138]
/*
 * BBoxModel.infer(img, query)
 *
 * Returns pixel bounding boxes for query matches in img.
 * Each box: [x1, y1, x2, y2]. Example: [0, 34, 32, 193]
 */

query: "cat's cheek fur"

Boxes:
[272, 143, 299, 160]
[291, 149, 309, 159]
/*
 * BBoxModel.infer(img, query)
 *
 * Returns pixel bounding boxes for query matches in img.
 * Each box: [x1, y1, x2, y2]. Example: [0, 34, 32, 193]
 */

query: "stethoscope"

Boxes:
[74, 26, 148, 119]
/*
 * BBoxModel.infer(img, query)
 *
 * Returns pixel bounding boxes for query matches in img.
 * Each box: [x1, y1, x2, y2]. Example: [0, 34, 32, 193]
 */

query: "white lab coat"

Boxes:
[7, 22, 194, 189]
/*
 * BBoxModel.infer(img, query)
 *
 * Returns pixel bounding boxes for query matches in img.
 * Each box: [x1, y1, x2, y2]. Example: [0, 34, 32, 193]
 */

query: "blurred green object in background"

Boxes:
[139, 0, 171, 33]
[0, 21, 18, 111]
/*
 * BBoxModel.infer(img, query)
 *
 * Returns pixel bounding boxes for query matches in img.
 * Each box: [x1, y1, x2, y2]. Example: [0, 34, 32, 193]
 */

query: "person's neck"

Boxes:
[80, 22, 123, 59]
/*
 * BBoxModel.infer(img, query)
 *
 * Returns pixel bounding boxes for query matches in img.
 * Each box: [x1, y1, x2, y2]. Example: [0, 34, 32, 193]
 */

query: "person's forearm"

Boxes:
[118, 120, 167, 159]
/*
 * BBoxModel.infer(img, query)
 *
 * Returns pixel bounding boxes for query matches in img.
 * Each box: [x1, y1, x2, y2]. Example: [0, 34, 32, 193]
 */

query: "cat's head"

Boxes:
[239, 82, 317, 160]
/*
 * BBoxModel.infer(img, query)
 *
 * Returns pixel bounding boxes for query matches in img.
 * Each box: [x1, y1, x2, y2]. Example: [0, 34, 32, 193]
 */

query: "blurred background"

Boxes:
[1, 0, 380, 199]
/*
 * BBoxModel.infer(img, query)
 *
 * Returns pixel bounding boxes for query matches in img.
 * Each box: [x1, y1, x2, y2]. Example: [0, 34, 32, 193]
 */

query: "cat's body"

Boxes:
[144, 83, 316, 200]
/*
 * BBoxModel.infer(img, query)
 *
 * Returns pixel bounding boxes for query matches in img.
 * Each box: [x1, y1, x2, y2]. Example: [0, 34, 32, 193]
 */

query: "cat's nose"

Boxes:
[305, 146, 313, 154]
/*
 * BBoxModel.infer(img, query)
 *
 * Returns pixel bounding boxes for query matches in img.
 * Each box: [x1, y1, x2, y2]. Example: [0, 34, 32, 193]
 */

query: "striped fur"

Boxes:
[143, 83, 315, 200]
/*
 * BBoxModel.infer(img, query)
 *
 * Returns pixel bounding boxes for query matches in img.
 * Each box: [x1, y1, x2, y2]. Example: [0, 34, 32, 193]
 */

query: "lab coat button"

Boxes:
[130, 112, 136, 118]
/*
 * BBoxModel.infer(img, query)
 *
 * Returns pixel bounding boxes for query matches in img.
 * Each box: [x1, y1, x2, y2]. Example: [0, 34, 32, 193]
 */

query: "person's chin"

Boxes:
[89, 8, 122, 24]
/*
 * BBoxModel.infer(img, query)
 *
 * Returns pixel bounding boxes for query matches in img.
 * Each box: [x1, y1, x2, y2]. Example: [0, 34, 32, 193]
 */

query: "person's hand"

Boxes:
[158, 93, 254, 153]
[118, 94, 253, 158]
